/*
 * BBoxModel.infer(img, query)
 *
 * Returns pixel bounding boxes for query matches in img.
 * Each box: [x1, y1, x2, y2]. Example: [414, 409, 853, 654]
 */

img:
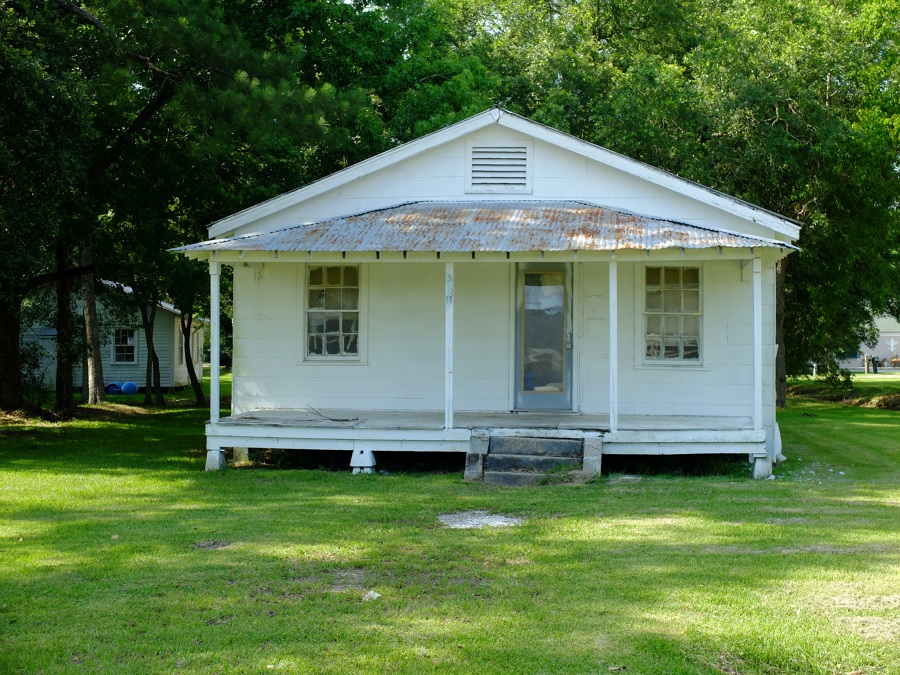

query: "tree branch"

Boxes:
[53, 0, 109, 32]
[87, 84, 175, 185]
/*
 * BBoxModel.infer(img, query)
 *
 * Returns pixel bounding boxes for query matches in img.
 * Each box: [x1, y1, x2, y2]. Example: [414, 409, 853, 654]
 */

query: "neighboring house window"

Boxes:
[644, 266, 701, 362]
[113, 328, 137, 364]
[306, 265, 360, 357]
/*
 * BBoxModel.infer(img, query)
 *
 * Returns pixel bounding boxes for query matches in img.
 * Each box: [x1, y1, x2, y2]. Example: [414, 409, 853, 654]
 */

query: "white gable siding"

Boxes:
[224, 127, 791, 245]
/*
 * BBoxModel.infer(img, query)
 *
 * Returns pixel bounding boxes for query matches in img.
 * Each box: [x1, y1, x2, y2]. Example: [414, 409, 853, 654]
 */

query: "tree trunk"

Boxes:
[140, 304, 154, 404]
[139, 304, 164, 406]
[0, 293, 24, 411]
[775, 257, 787, 409]
[54, 242, 77, 416]
[81, 246, 105, 404]
[181, 313, 206, 405]
[152, 349, 164, 405]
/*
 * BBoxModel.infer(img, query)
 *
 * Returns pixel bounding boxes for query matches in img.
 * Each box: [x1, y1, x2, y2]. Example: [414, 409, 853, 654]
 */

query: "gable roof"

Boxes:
[178, 200, 796, 256]
[208, 108, 802, 241]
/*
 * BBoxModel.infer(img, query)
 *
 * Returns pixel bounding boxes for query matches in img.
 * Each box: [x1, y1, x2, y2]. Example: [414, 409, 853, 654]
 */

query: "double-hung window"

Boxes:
[644, 266, 701, 362]
[306, 265, 360, 358]
[113, 328, 137, 364]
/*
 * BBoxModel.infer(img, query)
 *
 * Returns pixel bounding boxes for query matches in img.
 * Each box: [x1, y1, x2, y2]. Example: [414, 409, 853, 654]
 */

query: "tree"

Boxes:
[0, 0, 371, 412]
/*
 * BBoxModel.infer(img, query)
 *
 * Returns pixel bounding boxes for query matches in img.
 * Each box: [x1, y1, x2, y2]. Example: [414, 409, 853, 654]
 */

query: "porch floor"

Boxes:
[219, 408, 753, 433]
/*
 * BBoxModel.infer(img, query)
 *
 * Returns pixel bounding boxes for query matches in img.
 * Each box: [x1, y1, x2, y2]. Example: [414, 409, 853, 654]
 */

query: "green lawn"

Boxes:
[1, 376, 898, 674]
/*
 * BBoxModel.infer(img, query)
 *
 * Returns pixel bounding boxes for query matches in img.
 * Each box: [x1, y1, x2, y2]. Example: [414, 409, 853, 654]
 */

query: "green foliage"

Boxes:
[2, 0, 899, 406]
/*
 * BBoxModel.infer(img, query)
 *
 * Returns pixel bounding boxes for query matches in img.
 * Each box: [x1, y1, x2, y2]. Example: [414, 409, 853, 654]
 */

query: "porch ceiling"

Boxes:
[174, 201, 797, 254]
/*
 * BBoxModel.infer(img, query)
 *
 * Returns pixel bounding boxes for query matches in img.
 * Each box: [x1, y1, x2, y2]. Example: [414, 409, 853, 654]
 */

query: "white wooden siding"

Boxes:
[230, 258, 777, 431]
[227, 127, 790, 245]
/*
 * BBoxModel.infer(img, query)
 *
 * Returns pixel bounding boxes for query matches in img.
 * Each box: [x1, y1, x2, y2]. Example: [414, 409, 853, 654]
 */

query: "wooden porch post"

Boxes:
[209, 260, 221, 424]
[444, 262, 454, 429]
[205, 260, 226, 470]
[609, 258, 619, 433]
[752, 257, 762, 431]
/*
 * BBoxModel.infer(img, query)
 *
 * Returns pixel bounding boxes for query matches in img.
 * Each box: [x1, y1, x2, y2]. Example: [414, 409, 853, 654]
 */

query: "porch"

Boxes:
[206, 408, 767, 469]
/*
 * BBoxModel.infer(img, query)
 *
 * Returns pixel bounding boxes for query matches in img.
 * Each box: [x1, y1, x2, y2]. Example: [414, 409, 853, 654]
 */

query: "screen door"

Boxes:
[514, 264, 573, 410]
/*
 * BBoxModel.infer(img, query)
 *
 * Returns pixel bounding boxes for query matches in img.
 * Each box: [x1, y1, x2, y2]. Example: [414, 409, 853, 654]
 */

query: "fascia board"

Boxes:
[208, 109, 502, 239]
[496, 112, 801, 241]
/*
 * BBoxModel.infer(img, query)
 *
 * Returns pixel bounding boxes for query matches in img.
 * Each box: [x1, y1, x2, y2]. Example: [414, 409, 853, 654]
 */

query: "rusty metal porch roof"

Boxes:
[175, 201, 796, 254]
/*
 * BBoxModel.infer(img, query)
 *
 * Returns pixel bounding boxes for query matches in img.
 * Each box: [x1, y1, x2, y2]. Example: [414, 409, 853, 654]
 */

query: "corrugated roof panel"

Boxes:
[175, 201, 796, 253]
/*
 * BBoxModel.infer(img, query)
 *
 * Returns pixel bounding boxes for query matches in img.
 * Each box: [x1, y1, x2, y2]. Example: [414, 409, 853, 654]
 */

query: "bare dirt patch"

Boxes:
[192, 540, 231, 551]
[326, 567, 367, 592]
[840, 615, 900, 641]
[437, 510, 524, 529]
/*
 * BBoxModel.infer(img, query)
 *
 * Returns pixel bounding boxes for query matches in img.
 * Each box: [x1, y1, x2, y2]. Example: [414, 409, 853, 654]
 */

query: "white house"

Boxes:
[23, 295, 205, 392]
[176, 108, 799, 478]
[839, 315, 900, 371]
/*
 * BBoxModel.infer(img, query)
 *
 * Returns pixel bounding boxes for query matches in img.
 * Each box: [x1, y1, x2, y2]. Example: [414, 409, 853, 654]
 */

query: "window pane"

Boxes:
[664, 268, 680, 286]
[664, 339, 681, 359]
[324, 288, 342, 309]
[342, 312, 358, 333]
[342, 288, 359, 310]
[683, 316, 699, 337]
[343, 334, 358, 355]
[343, 266, 359, 286]
[663, 289, 680, 312]
[683, 290, 700, 313]
[682, 267, 700, 287]
[325, 314, 340, 333]
[683, 339, 700, 360]
[646, 315, 661, 336]
[646, 290, 662, 311]
[308, 313, 325, 334]
[308, 266, 324, 286]
[309, 289, 324, 308]
[308, 336, 323, 355]
[646, 267, 661, 287]
[646, 339, 661, 359]
[663, 316, 679, 336]
[325, 335, 341, 355]
[325, 266, 342, 286]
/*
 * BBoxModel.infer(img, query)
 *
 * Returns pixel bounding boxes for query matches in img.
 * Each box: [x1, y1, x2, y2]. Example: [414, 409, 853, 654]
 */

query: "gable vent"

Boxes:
[467, 142, 532, 193]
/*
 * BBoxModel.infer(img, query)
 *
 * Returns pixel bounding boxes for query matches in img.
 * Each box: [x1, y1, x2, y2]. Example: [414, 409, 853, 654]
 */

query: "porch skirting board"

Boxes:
[204, 411, 767, 459]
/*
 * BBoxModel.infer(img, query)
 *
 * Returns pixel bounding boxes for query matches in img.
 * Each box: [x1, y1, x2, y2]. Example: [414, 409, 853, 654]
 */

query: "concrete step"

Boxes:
[484, 454, 580, 473]
[483, 471, 546, 487]
[488, 436, 582, 458]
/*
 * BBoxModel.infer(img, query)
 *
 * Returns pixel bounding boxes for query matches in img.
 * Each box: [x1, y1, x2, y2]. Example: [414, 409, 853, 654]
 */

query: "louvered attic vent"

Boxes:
[466, 143, 532, 193]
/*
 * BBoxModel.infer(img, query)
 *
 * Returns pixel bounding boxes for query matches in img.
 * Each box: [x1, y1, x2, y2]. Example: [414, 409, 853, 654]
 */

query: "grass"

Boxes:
[0, 375, 898, 674]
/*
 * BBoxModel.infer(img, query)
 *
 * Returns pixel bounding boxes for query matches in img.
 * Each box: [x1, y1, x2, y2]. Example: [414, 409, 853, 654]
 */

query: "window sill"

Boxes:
[635, 362, 709, 372]
[298, 357, 367, 366]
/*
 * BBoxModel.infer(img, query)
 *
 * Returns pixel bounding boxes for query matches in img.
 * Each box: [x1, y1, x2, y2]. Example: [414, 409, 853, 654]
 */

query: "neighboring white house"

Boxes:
[176, 108, 800, 477]
[838, 316, 900, 371]
[23, 295, 205, 392]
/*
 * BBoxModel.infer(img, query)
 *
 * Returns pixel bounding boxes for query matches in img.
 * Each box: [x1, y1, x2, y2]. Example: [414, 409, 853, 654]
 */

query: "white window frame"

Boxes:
[112, 328, 138, 365]
[465, 141, 533, 194]
[636, 263, 704, 367]
[301, 264, 367, 363]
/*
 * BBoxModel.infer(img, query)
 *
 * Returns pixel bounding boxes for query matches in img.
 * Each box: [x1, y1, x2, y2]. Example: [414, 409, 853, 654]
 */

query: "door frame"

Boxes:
[513, 262, 574, 411]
